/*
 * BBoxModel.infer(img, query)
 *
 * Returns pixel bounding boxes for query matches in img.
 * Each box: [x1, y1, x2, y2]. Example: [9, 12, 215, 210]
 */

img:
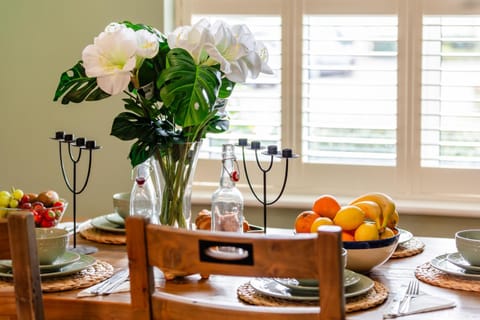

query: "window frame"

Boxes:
[175, 0, 480, 217]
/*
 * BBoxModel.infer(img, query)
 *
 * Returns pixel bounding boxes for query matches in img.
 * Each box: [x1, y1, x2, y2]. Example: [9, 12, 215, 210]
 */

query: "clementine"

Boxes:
[312, 194, 341, 219]
[294, 210, 320, 233]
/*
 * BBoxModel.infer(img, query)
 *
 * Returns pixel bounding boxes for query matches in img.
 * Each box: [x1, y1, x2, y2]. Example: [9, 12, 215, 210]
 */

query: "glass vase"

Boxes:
[153, 141, 202, 229]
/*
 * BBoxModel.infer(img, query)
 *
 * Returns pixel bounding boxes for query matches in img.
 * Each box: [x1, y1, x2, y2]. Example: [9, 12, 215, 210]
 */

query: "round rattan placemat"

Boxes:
[0, 260, 114, 292]
[415, 262, 480, 292]
[391, 238, 425, 259]
[237, 281, 388, 313]
[79, 221, 126, 245]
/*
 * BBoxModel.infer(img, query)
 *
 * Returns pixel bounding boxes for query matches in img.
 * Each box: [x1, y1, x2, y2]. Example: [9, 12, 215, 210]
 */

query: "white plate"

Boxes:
[274, 269, 361, 293]
[0, 254, 96, 279]
[104, 213, 125, 227]
[251, 274, 374, 301]
[431, 253, 480, 279]
[91, 215, 126, 233]
[0, 251, 81, 273]
[205, 247, 249, 260]
[398, 228, 413, 244]
[446, 252, 480, 273]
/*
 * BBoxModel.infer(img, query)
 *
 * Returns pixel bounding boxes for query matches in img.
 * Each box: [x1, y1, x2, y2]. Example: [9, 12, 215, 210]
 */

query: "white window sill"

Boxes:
[192, 190, 480, 218]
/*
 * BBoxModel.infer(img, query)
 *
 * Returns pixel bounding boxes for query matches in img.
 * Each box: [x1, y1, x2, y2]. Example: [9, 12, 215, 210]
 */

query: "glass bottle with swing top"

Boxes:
[211, 144, 244, 232]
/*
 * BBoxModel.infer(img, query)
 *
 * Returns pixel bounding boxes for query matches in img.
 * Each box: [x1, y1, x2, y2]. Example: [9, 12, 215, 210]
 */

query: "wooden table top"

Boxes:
[1, 228, 479, 320]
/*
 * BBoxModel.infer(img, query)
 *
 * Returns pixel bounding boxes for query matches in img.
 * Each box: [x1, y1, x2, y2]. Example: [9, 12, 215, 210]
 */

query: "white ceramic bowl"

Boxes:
[343, 232, 400, 274]
[35, 227, 69, 265]
[113, 192, 130, 220]
[455, 229, 480, 266]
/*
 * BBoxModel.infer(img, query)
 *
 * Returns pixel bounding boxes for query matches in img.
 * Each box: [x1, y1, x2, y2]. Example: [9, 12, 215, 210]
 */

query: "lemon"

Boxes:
[354, 222, 379, 241]
[310, 216, 334, 233]
[333, 205, 365, 231]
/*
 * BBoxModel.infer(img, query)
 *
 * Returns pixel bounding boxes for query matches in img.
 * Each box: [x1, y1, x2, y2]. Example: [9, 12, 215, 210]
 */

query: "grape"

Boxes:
[9, 198, 19, 208]
[12, 188, 24, 201]
[0, 194, 10, 208]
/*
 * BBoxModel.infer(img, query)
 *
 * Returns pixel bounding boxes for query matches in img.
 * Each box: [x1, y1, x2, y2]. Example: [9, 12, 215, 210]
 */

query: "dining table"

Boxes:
[0, 221, 479, 320]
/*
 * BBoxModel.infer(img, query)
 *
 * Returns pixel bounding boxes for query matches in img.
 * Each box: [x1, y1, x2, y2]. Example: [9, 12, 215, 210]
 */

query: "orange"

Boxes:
[341, 231, 355, 241]
[294, 210, 320, 233]
[310, 216, 334, 233]
[312, 194, 341, 219]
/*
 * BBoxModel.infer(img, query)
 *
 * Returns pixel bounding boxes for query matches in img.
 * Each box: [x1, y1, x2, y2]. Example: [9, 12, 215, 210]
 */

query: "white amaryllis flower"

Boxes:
[170, 19, 273, 83]
[82, 23, 137, 95]
[135, 29, 159, 59]
[167, 19, 214, 65]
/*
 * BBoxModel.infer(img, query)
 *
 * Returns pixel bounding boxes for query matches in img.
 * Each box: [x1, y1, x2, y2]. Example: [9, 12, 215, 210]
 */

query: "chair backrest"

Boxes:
[126, 215, 345, 320]
[0, 212, 45, 320]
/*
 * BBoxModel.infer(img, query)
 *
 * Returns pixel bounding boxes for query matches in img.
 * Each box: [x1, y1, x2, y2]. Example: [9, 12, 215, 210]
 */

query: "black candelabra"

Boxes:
[51, 131, 100, 254]
[237, 139, 298, 233]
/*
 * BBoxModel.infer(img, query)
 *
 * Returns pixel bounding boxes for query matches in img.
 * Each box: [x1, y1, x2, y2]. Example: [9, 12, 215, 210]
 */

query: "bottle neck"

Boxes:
[219, 158, 236, 188]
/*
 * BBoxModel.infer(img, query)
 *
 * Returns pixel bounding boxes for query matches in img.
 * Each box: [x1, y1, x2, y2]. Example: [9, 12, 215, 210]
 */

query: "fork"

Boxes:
[398, 279, 420, 314]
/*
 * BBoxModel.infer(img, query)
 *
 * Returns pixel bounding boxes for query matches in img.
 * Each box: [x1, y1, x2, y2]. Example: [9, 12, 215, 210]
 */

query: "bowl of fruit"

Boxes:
[0, 188, 68, 228]
[294, 192, 400, 274]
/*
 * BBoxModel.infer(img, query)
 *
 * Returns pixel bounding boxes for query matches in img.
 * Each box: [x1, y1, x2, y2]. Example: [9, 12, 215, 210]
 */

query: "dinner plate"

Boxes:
[251, 274, 374, 301]
[398, 228, 413, 244]
[274, 269, 361, 293]
[446, 252, 480, 273]
[91, 215, 126, 233]
[0, 254, 96, 279]
[103, 213, 125, 227]
[430, 253, 480, 279]
[0, 251, 81, 273]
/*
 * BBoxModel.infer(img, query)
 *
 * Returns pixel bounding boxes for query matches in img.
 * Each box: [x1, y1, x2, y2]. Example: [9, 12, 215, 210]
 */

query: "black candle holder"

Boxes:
[51, 131, 100, 254]
[237, 139, 298, 233]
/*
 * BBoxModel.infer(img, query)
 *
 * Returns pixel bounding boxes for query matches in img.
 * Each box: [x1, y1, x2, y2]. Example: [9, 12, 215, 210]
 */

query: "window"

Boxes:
[176, 0, 480, 216]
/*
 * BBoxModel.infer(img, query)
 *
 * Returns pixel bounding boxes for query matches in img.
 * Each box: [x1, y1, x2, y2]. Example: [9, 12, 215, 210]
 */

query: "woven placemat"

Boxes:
[391, 238, 425, 258]
[237, 281, 388, 313]
[0, 260, 114, 292]
[415, 262, 480, 292]
[79, 221, 126, 245]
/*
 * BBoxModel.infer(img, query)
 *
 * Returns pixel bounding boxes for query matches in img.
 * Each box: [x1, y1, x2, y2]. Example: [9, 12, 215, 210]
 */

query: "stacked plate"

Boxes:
[90, 213, 126, 233]
[0, 252, 96, 279]
[430, 252, 480, 279]
[250, 269, 374, 301]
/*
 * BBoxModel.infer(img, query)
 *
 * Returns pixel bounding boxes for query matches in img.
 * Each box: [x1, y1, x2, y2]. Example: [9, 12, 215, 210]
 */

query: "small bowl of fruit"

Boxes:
[0, 188, 68, 228]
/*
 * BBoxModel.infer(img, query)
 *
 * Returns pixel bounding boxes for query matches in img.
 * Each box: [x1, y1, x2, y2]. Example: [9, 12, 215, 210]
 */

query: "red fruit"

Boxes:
[20, 202, 33, 209]
[32, 202, 45, 211]
[43, 209, 56, 221]
[52, 201, 64, 208]
[40, 219, 54, 228]
[19, 194, 30, 206]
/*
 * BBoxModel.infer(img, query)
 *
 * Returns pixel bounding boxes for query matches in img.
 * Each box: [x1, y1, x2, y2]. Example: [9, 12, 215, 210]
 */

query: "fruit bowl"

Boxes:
[0, 201, 68, 228]
[343, 231, 400, 274]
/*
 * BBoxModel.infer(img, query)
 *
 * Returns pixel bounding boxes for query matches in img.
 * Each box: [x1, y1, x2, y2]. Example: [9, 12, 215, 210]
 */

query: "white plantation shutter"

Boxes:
[421, 16, 480, 169]
[302, 15, 398, 166]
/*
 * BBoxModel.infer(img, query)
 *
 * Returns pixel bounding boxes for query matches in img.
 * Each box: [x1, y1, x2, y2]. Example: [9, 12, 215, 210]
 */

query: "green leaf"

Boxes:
[53, 61, 110, 104]
[157, 48, 222, 130]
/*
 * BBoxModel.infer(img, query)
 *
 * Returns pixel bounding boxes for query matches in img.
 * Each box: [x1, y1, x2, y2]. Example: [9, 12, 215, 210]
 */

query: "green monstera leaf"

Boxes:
[157, 48, 222, 129]
[53, 61, 110, 104]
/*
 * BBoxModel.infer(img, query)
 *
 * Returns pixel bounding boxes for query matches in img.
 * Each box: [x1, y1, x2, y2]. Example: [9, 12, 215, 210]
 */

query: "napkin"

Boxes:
[383, 292, 456, 318]
[77, 269, 130, 298]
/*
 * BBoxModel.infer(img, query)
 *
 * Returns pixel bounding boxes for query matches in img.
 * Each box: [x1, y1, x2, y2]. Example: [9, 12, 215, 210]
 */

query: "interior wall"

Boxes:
[0, 0, 164, 219]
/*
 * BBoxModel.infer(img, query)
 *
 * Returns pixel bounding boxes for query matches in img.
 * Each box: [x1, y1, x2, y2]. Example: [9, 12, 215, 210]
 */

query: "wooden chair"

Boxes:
[0, 212, 45, 320]
[126, 215, 345, 320]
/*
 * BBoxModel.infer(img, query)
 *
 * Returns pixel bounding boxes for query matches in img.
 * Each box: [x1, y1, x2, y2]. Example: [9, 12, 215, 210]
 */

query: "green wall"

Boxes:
[0, 1, 165, 219]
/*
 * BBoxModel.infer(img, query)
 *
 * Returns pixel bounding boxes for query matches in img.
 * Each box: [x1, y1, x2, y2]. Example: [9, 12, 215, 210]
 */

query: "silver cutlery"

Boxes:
[77, 268, 129, 297]
[398, 279, 419, 314]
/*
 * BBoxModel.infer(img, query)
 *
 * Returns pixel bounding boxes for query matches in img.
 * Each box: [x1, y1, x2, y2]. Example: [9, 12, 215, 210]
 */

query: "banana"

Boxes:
[387, 210, 399, 229]
[351, 200, 382, 230]
[349, 192, 396, 232]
